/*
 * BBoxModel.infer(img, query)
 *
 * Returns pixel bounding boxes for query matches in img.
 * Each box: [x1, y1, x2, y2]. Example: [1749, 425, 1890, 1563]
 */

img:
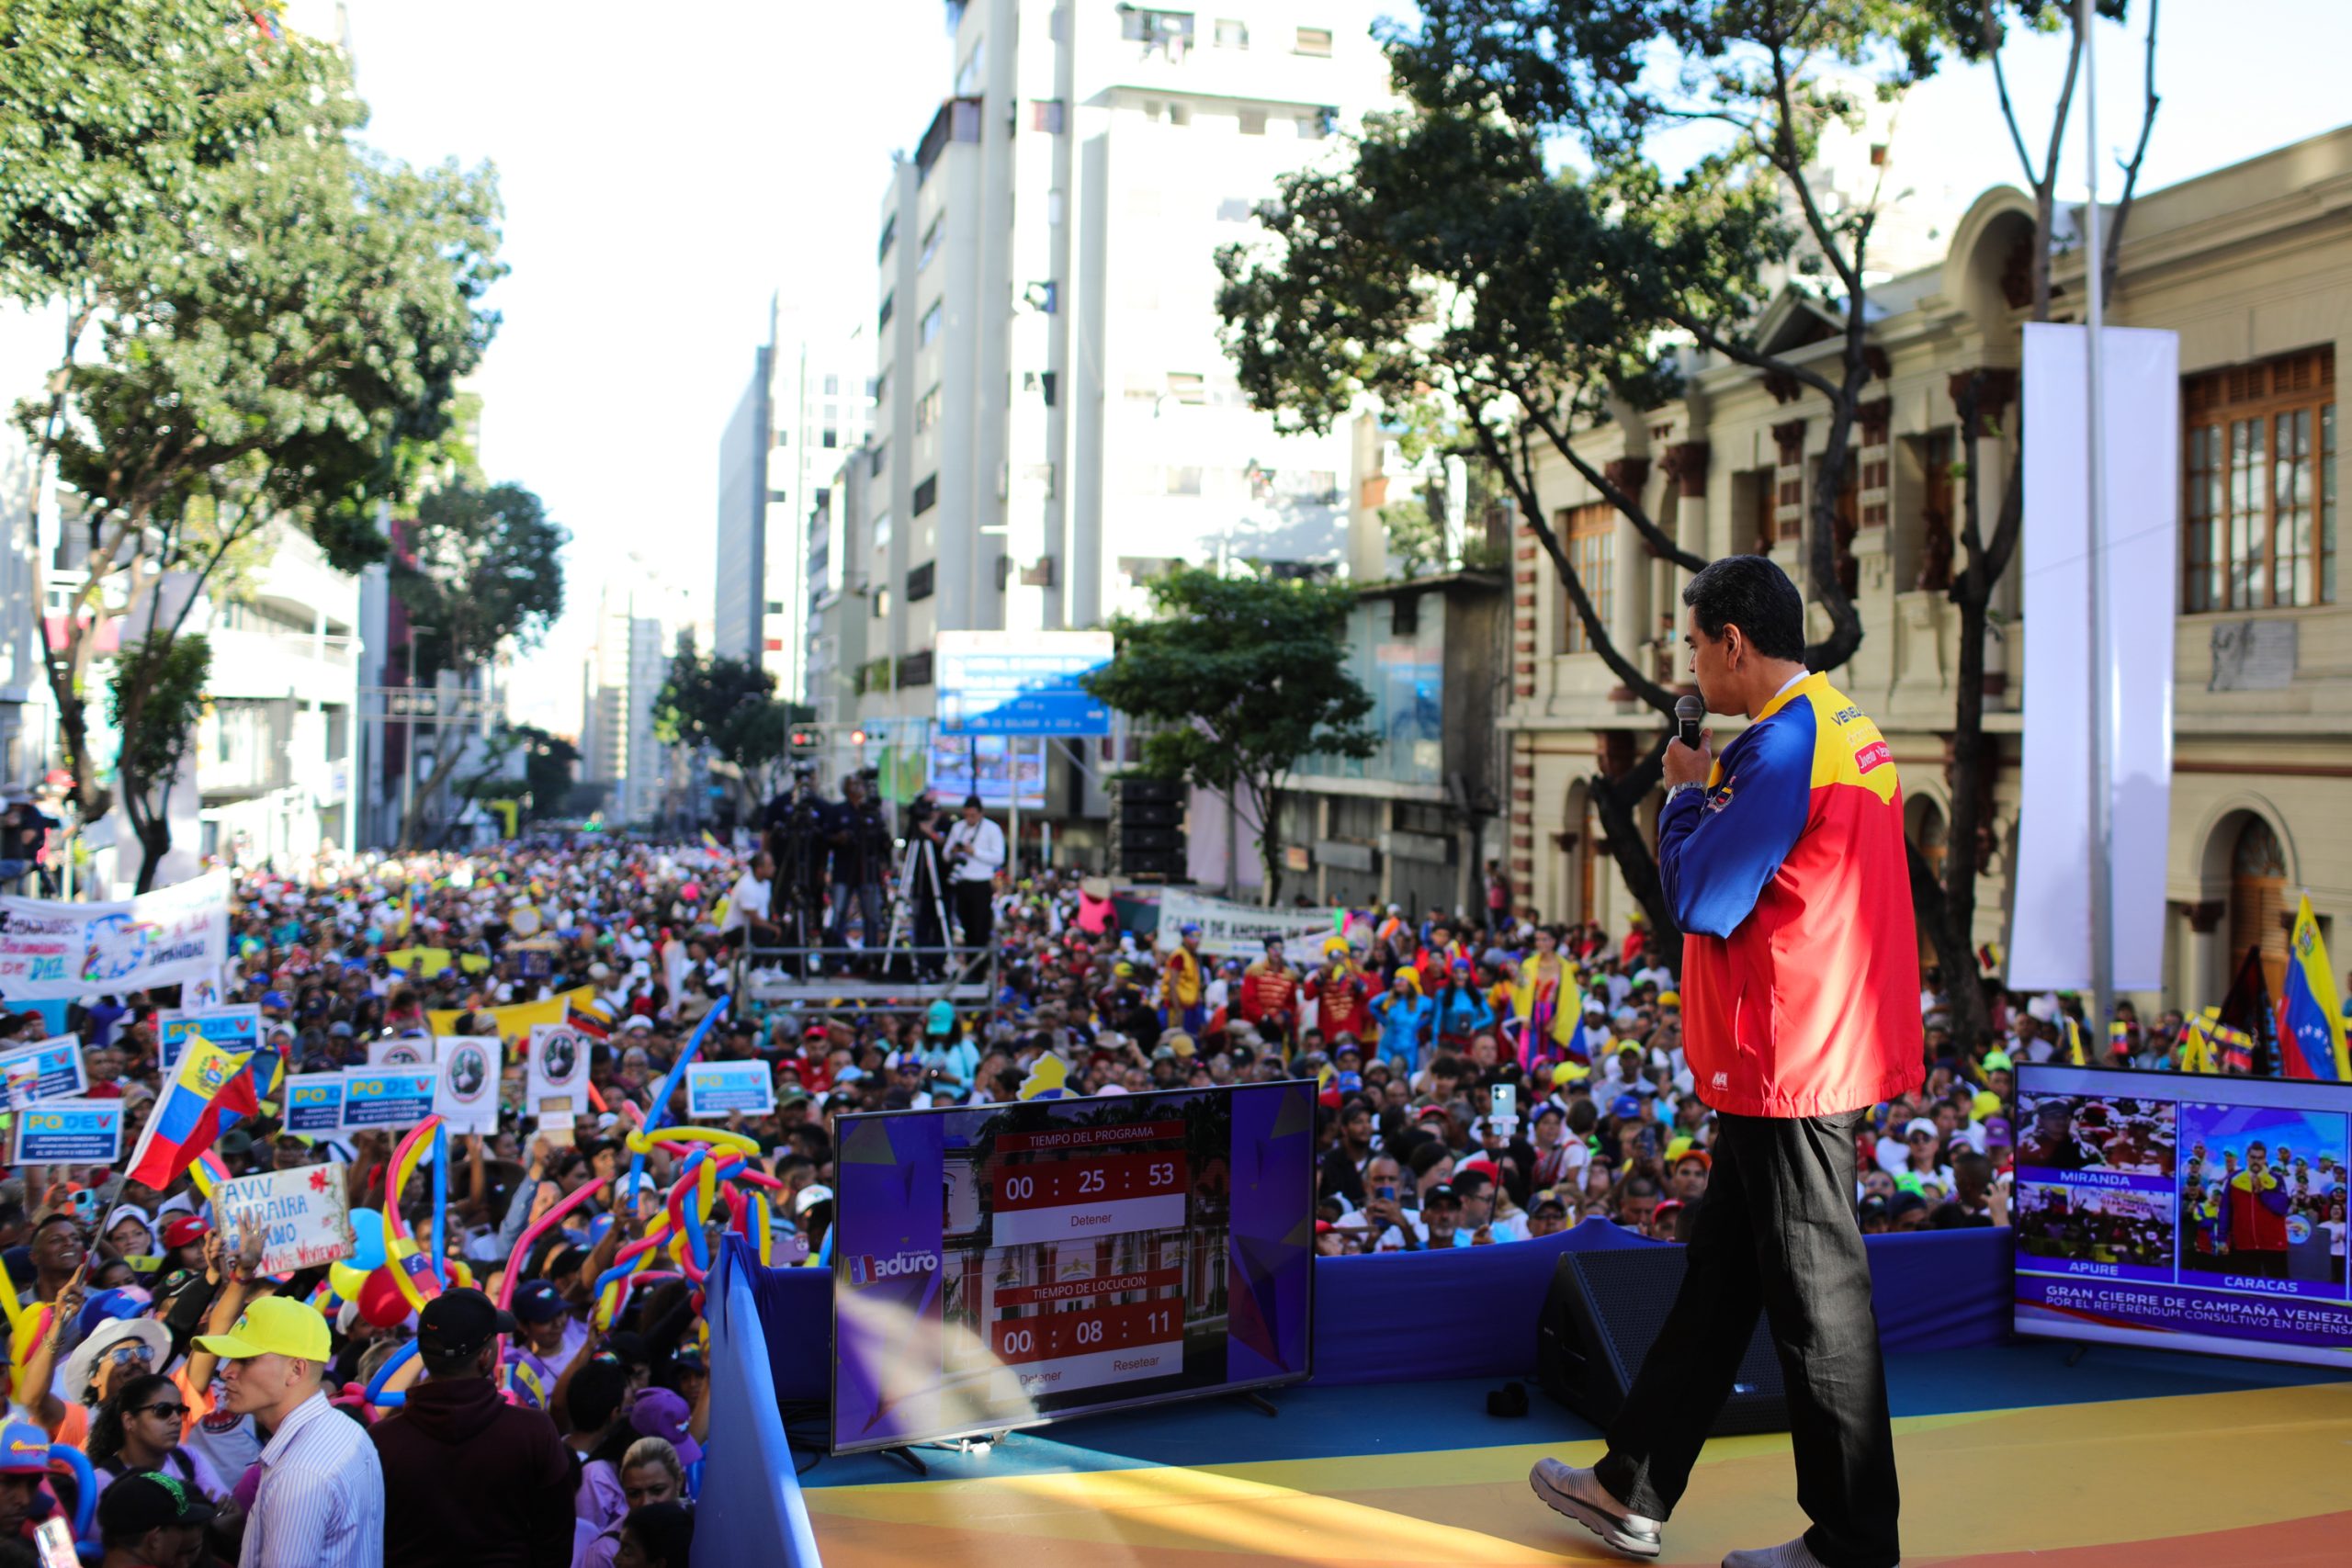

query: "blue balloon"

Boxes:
[349, 1208, 390, 1271]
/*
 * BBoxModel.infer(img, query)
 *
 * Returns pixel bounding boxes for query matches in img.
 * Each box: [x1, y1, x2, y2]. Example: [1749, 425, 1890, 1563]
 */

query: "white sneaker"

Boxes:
[1528, 1458, 1662, 1560]
[1723, 1537, 1894, 1568]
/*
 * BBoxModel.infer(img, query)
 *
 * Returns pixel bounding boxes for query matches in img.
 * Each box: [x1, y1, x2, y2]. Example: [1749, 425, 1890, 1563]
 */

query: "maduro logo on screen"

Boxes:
[848, 1249, 939, 1286]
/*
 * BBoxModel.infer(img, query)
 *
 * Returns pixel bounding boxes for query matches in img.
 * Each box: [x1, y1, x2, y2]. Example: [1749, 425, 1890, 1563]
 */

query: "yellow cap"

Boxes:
[1552, 1061, 1589, 1085]
[1657, 990, 1681, 1008]
[1972, 1089, 2004, 1121]
[1665, 1136, 1693, 1164]
[196, 1296, 332, 1363]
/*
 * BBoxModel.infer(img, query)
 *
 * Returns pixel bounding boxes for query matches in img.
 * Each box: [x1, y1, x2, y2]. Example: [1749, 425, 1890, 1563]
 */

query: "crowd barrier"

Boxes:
[696, 1220, 2014, 1565]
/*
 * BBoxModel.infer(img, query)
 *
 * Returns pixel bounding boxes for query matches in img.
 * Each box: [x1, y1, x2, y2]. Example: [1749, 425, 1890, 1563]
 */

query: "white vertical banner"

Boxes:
[2009, 322, 2179, 992]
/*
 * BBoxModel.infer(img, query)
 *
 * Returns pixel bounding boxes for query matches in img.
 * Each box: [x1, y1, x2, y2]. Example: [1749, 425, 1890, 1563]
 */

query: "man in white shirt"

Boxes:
[199, 1297, 384, 1568]
[720, 852, 779, 952]
[942, 795, 1005, 960]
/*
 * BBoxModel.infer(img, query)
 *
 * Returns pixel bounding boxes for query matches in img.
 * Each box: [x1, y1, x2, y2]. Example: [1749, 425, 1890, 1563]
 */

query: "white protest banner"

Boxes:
[432, 1036, 502, 1136]
[1154, 889, 1337, 959]
[0, 1034, 87, 1108]
[525, 1024, 588, 1127]
[10, 1100, 123, 1164]
[685, 1061, 775, 1119]
[0, 868, 230, 999]
[158, 1005, 262, 1072]
[341, 1066, 436, 1130]
[284, 1073, 347, 1135]
[368, 1036, 435, 1067]
[215, 1163, 355, 1275]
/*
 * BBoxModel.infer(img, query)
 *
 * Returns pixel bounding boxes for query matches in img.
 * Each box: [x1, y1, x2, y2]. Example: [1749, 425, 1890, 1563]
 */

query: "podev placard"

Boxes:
[685, 1061, 775, 1119]
[157, 1005, 262, 1073]
[341, 1066, 436, 1130]
[215, 1163, 355, 1274]
[0, 1034, 88, 1107]
[10, 1099, 122, 1163]
[283, 1072, 347, 1135]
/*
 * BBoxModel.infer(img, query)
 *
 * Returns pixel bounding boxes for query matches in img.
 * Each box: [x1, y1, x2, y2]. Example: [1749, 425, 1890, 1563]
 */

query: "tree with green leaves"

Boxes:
[389, 480, 568, 846]
[652, 650, 810, 818]
[1080, 568, 1375, 905]
[12, 29, 502, 833]
[509, 725, 582, 823]
[105, 634, 209, 892]
[1905, 0, 2159, 1051]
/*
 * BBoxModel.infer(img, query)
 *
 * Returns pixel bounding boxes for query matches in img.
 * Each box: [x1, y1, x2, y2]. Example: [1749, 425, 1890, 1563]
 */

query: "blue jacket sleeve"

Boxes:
[1658, 716, 1813, 938]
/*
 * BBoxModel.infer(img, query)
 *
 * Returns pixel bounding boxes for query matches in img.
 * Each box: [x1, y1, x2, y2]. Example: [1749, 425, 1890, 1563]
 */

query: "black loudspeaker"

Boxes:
[1535, 1247, 1788, 1437]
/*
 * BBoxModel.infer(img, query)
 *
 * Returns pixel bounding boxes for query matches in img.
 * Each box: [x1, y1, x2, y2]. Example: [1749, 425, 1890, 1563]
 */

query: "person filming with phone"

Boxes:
[1528, 557, 1919, 1568]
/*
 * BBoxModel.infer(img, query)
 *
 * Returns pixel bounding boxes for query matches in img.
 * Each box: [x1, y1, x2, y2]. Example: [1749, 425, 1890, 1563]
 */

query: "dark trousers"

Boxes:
[1594, 1109, 1900, 1568]
[953, 879, 994, 953]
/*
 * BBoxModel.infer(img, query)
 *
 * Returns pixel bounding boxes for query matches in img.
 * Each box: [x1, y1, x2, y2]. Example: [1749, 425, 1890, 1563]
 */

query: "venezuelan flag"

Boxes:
[124, 1038, 262, 1189]
[2278, 896, 2351, 1080]
[2177, 1010, 2219, 1075]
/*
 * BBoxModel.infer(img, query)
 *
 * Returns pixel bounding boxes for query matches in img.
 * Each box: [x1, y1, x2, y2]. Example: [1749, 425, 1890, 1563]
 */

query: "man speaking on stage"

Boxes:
[1530, 556, 1917, 1568]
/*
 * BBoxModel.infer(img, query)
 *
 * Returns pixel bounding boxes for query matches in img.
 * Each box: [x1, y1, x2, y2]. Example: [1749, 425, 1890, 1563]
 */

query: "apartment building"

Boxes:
[714, 300, 876, 697]
[853, 1, 1391, 750]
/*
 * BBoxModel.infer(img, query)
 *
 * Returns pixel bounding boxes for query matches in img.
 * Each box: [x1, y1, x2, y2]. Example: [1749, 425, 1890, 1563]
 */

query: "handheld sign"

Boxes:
[10, 1100, 123, 1164]
[283, 1073, 348, 1135]
[432, 1036, 503, 1135]
[525, 1024, 588, 1132]
[368, 1037, 434, 1068]
[157, 1006, 261, 1072]
[685, 1061, 775, 1119]
[215, 1163, 356, 1275]
[0, 1035, 87, 1107]
[341, 1067, 437, 1131]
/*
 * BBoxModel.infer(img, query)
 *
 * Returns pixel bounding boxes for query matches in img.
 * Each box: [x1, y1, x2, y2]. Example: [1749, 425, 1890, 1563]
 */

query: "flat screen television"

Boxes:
[2013, 1063, 2352, 1367]
[829, 1079, 1317, 1453]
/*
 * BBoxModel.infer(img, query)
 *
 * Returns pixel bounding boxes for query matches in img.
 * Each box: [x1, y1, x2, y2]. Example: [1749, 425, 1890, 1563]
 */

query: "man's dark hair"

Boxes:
[1681, 555, 1805, 661]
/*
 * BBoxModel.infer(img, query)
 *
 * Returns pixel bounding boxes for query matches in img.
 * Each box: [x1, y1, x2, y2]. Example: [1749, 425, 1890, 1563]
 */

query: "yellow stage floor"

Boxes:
[804, 1378, 2352, 1566]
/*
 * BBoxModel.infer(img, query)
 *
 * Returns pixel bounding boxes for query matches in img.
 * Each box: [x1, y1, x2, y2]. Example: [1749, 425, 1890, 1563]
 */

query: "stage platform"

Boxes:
[794, 1341, 2352, 1567]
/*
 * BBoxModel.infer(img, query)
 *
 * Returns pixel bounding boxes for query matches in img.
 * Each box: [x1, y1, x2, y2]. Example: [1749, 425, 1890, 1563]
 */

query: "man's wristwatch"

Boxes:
[1664, 781, 1704, 807]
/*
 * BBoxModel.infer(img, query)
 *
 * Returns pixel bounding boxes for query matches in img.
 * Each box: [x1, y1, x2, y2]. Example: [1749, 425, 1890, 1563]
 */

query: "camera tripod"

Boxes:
[880, 831, 956, 982]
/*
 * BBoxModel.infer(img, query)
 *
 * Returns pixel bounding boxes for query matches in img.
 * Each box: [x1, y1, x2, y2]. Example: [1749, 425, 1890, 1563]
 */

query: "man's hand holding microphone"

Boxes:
[1665, 694, 1713, 793]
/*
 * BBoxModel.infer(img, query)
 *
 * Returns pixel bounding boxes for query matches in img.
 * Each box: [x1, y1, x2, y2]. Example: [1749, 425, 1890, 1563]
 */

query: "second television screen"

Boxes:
[831, 1080, 1315, 1453]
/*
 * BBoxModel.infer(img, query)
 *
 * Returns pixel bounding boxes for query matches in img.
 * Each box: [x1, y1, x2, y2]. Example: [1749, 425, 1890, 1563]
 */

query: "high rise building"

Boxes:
[853, 2, 1392, 732]
[713, 301, 876, 697]
[582, 560, 697, 827]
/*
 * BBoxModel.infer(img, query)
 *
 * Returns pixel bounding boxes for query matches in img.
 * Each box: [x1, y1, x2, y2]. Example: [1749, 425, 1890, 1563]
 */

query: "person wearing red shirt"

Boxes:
[1239, 938, 1300, 1053]
[1307, 942, 1368, 1043]
[1532, 557, 1912, 1568]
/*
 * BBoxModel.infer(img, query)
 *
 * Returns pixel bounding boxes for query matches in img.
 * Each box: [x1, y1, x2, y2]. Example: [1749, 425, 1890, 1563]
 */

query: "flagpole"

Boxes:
[2080, 0, 2116, 1055]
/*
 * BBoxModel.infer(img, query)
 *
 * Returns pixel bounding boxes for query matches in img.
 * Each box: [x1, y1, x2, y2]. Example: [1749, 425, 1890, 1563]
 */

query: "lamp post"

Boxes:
[400, 625, 434, 848]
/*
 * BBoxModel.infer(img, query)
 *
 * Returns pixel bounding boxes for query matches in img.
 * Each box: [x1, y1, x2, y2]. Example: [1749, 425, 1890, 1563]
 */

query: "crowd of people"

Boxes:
[0, 811, 2312, 1563]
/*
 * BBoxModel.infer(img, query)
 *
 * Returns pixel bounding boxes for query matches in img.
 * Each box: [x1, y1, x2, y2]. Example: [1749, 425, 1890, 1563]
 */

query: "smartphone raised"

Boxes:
[1491, 1084, 1518, 1123]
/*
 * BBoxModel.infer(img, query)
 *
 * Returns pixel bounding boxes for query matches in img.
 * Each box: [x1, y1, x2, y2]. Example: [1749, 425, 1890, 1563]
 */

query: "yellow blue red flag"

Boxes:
[2278, 896, 2350, 1080]
[124, 1039, 262, 1189]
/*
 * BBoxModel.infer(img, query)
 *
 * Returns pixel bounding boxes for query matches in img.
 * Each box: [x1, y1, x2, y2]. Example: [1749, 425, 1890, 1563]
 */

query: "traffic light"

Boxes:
[1115, 776, 1186, 879]
[790, 728, 815, 749]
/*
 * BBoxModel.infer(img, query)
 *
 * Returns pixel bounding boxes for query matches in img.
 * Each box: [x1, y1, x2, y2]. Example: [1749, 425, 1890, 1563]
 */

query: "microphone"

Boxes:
[1675, 695, 1704, 751]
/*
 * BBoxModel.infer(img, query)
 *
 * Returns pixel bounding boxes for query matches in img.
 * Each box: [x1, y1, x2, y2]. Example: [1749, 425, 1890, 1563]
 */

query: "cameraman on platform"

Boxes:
[827, 772, 890, 962]
[942, 794, 1004, 969]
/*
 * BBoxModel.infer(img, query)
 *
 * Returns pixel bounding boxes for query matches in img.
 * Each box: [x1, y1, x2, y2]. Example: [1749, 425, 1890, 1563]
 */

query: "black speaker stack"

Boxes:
[1114, 776, 1186, 879]
[1535, 1246, 1790, 1437]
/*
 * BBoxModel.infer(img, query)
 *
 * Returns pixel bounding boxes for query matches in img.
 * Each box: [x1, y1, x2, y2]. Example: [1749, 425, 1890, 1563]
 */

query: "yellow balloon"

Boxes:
[329, 1261, 372, 1301]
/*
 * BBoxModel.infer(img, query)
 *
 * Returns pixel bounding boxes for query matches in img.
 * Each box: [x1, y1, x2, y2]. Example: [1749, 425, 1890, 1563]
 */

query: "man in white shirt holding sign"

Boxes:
[942, 795, 1004, 965]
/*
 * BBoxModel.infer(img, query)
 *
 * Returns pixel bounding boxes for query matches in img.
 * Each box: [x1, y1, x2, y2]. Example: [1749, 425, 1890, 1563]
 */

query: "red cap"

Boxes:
[163, 1215, 209, 1250]
[1314, 1220, 1334, 1234]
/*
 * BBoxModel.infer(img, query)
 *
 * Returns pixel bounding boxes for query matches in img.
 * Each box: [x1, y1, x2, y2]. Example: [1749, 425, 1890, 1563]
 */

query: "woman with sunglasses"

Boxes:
[85, 1372, 228, 1502]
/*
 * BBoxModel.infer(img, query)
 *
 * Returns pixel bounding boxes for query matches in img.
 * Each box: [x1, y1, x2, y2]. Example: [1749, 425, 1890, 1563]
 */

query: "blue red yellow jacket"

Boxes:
[1658, 671, 1922, 1119]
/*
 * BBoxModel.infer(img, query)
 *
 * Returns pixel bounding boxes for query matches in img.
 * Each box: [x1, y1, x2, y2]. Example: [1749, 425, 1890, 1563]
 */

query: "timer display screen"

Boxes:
[831, 1081, 1315, 1453]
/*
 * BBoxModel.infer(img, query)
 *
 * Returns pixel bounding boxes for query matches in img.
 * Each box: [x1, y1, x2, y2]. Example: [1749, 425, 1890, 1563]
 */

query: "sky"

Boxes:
[335, 0, 2352, 738]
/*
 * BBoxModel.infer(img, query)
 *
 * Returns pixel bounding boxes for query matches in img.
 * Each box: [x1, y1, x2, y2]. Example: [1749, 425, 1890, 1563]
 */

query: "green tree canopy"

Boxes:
[106, 633, 209, 892]
[1080, 568, 1374, 904]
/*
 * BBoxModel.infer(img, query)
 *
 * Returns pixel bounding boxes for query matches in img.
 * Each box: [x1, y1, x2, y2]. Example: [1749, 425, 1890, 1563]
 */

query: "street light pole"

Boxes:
[401, 625, 434, 849]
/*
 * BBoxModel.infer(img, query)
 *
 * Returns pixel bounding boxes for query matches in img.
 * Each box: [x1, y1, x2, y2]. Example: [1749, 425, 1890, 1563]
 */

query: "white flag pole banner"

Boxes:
[1154, 889, 1337, 960]
[2009, 322, 2179, 993]
[0, 869, 231, 999]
